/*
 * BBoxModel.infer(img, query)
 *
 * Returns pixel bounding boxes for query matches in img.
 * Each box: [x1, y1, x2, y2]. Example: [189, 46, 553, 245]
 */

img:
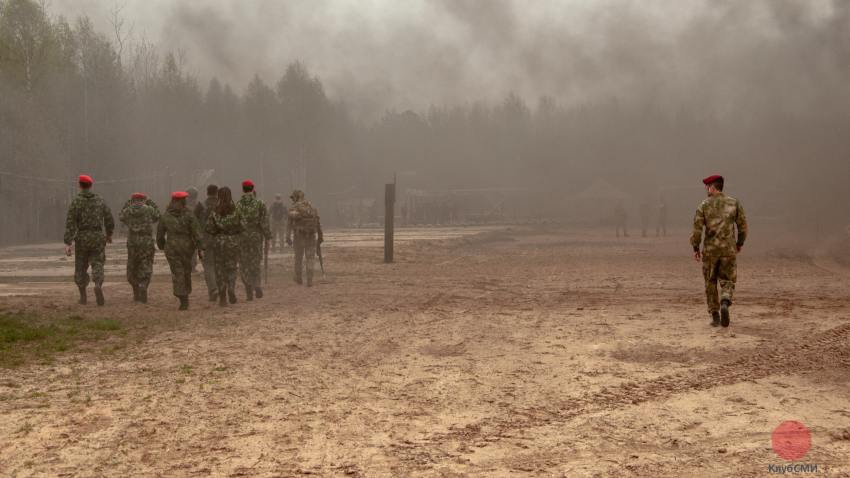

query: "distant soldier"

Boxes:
[64, 175, 114, 306]
[157, 191, 203, 310]
[194, 184, 220, 301]
[691, 175, 748, 328]
[614, 201, 628, 238]
[286, 190, 323, 287]
[187, 187, 200, 272]
[270, 194, 287, 252]
[119, 193, 160, 303]
[639, 200, 651, 237]
[236, 180, 271, 300]
[656, 195, 668, 237]
[206, 187, 244, 306]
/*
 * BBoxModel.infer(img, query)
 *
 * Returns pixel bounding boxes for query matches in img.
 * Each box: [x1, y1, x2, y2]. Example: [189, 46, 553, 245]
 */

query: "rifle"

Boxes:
[317, 241, 325, 277]
[263, 240, 269, 285]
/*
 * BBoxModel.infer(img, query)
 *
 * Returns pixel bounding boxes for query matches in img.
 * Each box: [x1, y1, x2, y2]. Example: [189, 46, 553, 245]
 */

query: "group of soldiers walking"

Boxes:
[64, 172, 747, 330]
[64, 175, 323, 310]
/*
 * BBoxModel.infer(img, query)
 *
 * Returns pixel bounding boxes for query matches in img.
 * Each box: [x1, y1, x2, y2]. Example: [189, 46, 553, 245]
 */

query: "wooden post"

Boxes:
[385, 182, 395, 263]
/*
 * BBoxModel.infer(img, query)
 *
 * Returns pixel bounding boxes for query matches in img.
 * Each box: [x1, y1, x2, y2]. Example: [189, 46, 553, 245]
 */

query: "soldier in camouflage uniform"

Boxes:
[236, 180, 271, 300]
[614, 201, 628, 237]
[691, 175, 748, 327]
[157, 191, 204, 310]
[286, 190, 323, 287]
[270, 194, 287, 252]
[119, 192, 160, 303]
[194, 184, 219, 301]
[206, 186, 243, 306]
[64, 175, 115, 306]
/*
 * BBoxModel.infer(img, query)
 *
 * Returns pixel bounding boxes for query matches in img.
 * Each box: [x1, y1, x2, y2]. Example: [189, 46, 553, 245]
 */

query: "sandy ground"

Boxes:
[1, 225, 849, 477]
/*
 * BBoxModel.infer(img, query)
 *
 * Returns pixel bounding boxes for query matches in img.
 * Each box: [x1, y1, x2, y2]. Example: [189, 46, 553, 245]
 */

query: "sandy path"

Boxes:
[1, 226, 849, 477]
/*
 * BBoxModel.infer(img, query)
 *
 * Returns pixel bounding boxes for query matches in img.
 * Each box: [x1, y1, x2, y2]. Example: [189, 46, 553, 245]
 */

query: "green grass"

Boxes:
[0, 312, 123, 367]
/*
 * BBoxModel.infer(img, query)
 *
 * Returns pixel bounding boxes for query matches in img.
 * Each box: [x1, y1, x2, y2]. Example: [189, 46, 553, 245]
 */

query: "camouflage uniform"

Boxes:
[690, 193, 748, 314]
[614, 203, 628, 237]
[270, 199, 287, 252]
[236, 194, 271, 293]
[286, 191, 323, 286]
[195, 196, 219, 298]
[156, 204, 203, 298]
[64, 190, 115, 289]
[206, 209, 244, 303]
[119, 200, 160, 294]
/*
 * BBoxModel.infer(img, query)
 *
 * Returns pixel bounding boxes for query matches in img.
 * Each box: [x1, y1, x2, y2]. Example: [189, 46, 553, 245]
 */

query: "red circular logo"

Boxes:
[772, 421, 811, 461]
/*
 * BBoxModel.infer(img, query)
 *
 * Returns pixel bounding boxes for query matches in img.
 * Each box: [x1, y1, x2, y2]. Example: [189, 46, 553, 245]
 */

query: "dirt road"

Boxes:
[1, 225, 849, 477]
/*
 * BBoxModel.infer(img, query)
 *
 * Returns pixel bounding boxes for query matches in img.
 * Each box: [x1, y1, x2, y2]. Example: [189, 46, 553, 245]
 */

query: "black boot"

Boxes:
[228, 287, 237, 304]
[132, 284, 140, 302]
[178, 295, 189, 311]
[219, 287, 227, 306]
[78, 285, 87, 305]
[246, 287, 254, 301]
[254, 287, 263, 299]
[711, 311, 720, 327]
[139, 285, 148, 304]
[720, 300, 731, 327]
[94, 286, 105, 306]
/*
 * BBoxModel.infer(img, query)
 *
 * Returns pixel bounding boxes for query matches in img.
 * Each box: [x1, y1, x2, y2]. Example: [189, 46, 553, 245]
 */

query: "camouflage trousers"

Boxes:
[201, 236, 217, 295]
[74, 233, 106, 287]
[239, 231, 264, 289]
[165, 251, 193, 297]
[702, 255, 737, 313]
[215, 238, 239, 294]
[126, 237, 155, 288]
[293, 230, 317, 285]
[270, 220, 285, 251]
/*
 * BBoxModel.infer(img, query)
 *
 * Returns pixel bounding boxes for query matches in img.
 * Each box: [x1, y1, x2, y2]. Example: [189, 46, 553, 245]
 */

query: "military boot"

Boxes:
[219, 287, 228, 306]
[246, 287, 254, 301]
[254, 287, 263, 299]
[178, 295, 189, 311]
[720, 300, 731, 327]
[94, 286, 105, 306]
[78, 286, 87, 305]
[228, 287, 237, 304]
[132, 284, 140, 302]
[138, 285, 148, 304]
[711, 311, 720, 327]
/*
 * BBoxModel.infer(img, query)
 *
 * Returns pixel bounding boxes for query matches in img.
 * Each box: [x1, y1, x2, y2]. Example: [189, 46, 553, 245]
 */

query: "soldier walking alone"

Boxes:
[63, 175, 114, 306]
[119, 192, 160, 303]
[286, 190, 323, 287]
[206, 187, 243, 306]
[194, 184, 220, 301]
[236, 180, 271, 300]
[690, 175, 748, 327]
[157, 191, 204, 310]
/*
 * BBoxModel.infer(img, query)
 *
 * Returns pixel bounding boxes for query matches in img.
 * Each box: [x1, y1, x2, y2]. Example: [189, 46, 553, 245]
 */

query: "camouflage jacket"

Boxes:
[206, 209, 245, 250]
[119, 202, 160, 244]
[271, 200, 287, 222]
[286, 199, 323, 237]
[64, 190, 115, 245]
[156, 205, 203, 255]
[236, 194, 271, 239]
[690, 193, 748, 257]
[194, 197, 219, 230]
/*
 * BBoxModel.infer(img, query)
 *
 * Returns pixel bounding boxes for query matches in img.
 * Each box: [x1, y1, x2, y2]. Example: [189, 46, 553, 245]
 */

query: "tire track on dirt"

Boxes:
[392, 323, 850, 468]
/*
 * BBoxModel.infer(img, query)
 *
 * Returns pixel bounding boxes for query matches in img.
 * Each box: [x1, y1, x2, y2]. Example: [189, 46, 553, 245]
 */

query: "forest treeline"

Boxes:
[1, 0, 849, 244]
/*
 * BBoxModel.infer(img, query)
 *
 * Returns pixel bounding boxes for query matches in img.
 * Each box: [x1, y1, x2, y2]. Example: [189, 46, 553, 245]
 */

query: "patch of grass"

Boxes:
[0, 312, 123, 368]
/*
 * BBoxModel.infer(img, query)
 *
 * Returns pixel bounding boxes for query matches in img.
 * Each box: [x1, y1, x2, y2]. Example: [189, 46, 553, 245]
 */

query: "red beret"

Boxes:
[172, 191, 189, 200]
[242, 180, 255, 188]
[78, 174, 93, 185]
[702, 175, 723, 185]
[131, 192, 146, 199]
